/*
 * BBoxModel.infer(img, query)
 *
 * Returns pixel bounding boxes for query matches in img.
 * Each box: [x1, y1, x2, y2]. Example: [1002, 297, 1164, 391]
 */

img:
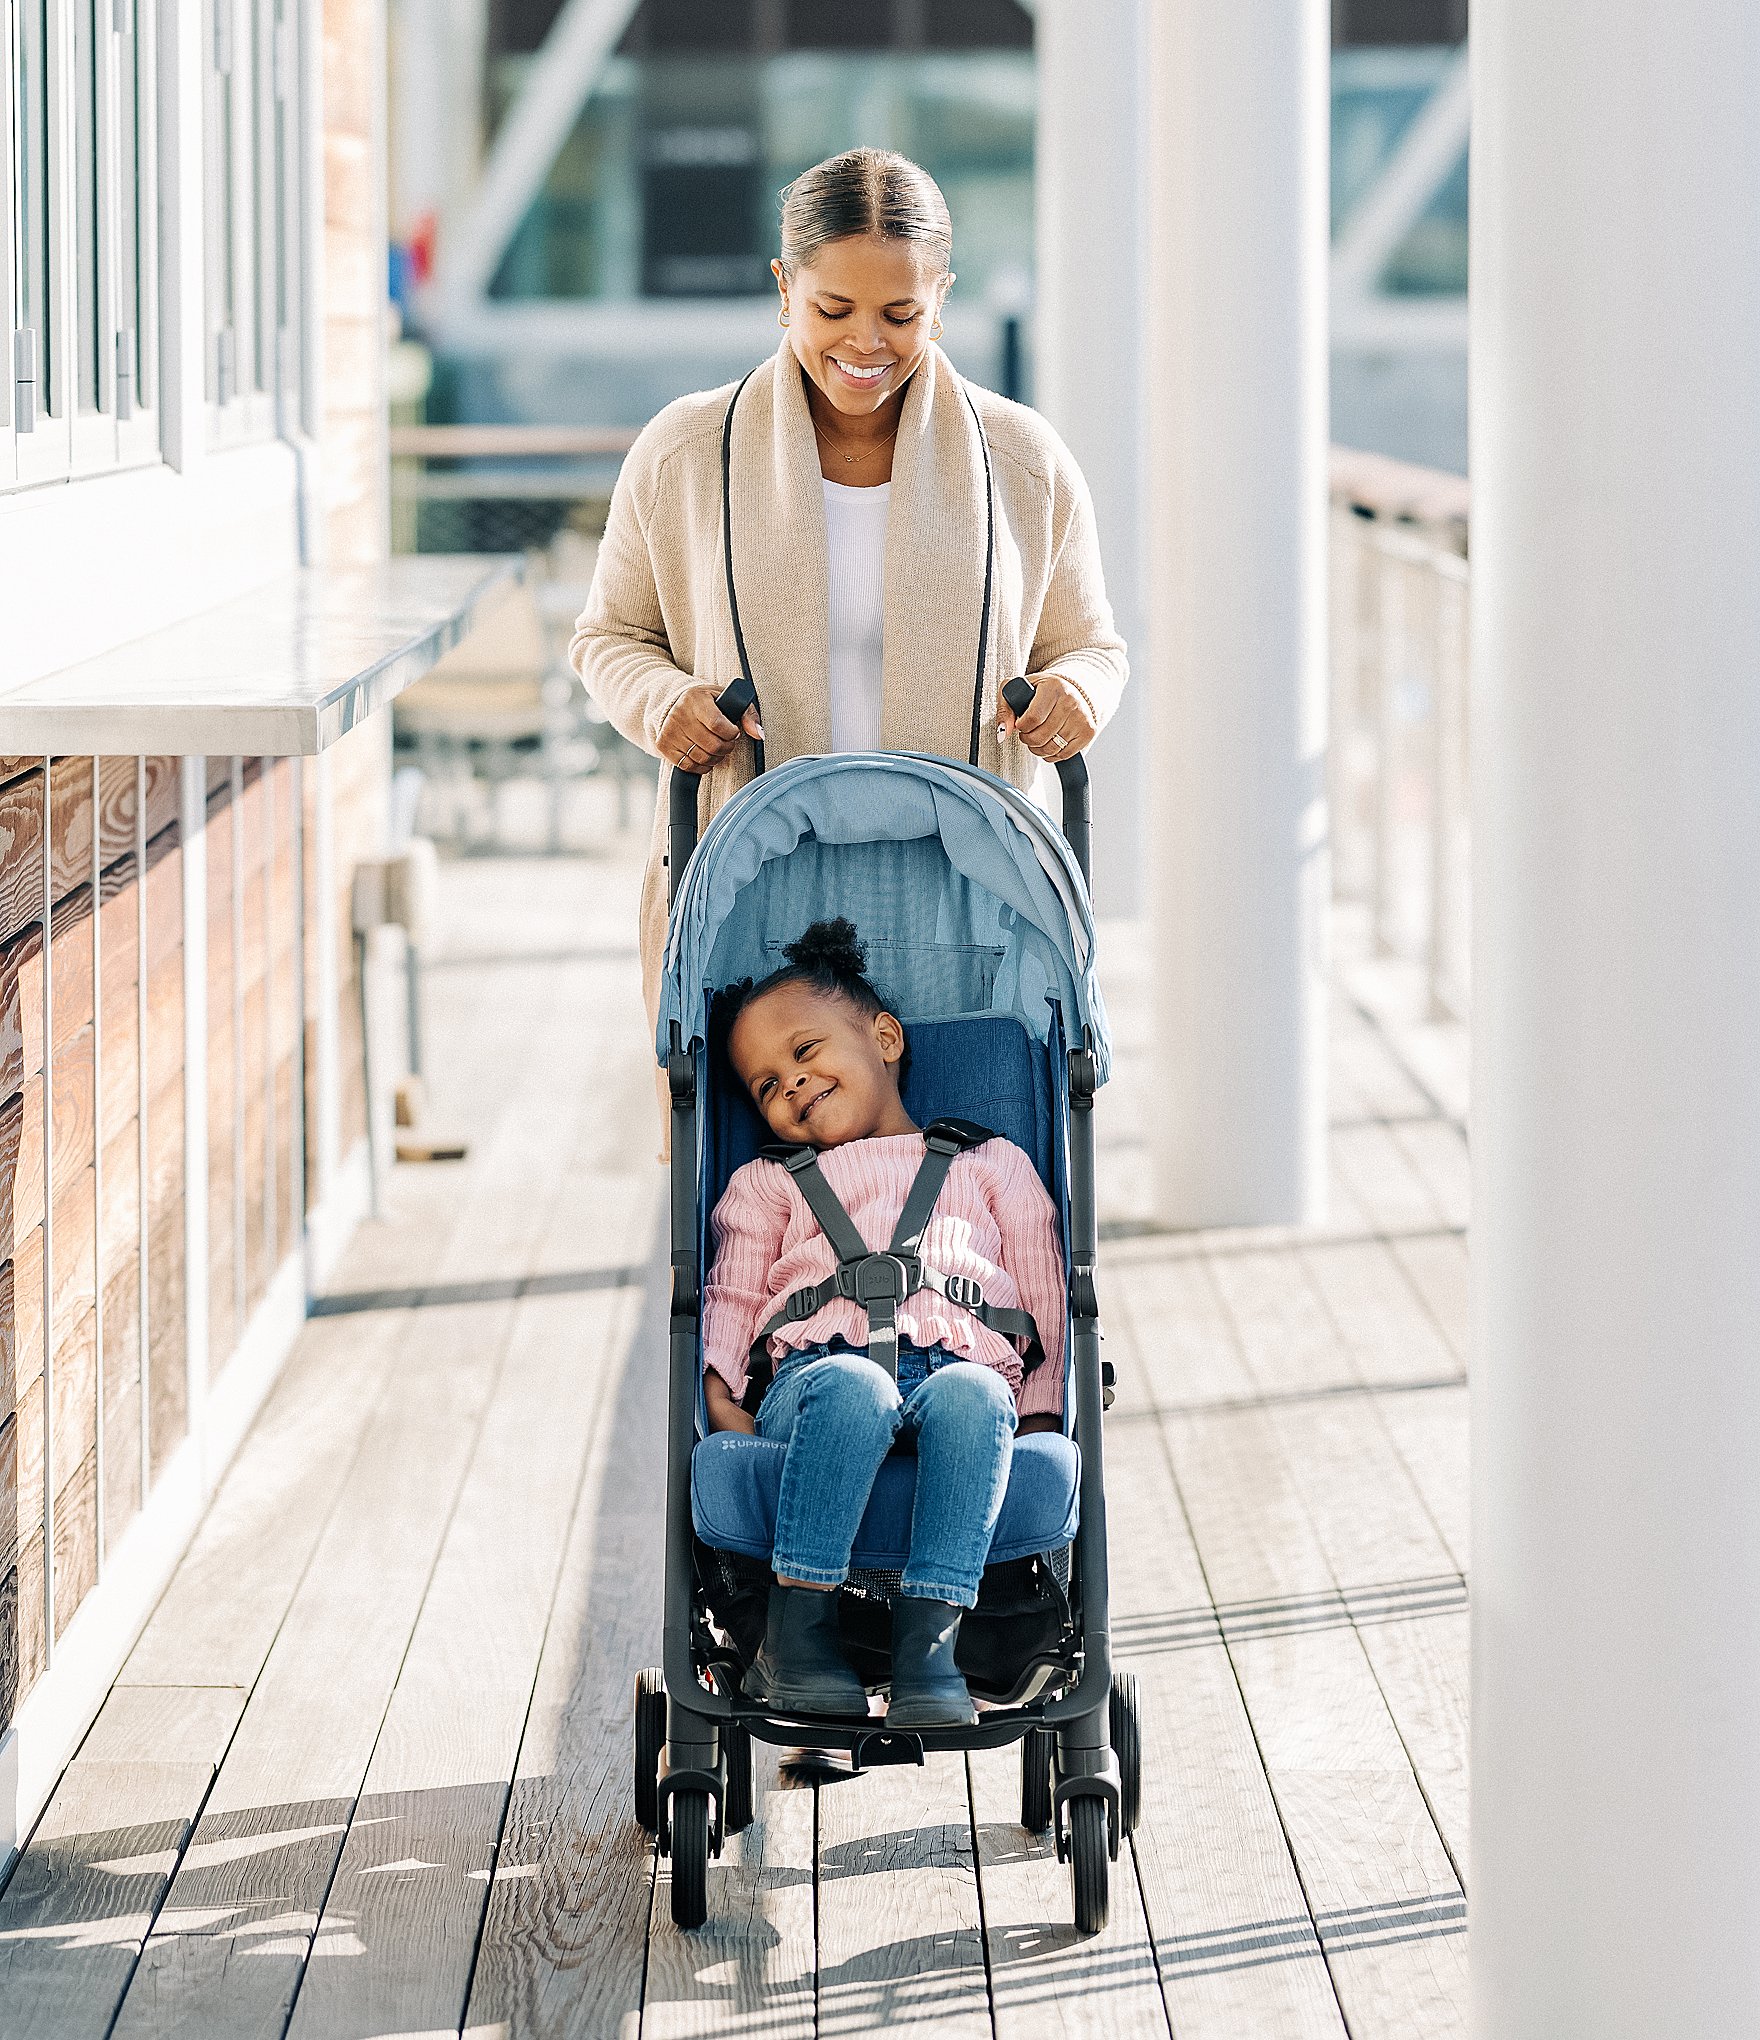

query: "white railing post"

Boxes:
[1145, 0, 1330, 1230]
[1370, 537, 1406, 956]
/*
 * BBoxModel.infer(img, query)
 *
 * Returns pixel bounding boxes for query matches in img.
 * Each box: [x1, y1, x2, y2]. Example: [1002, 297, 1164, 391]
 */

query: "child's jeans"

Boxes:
[756, 1343, 1017, 1609]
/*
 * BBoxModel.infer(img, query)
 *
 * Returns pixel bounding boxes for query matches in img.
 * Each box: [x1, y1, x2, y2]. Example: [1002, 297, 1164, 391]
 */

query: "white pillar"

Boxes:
[1035, 0, 1148, 915]
[1472, 7, 1760, 2035]
[1143, 2, 1329, 1227]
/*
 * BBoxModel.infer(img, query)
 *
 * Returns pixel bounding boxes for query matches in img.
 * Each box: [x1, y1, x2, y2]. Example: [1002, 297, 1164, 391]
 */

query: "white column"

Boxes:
[1035, 0, 1148, 915]
[1472, 7, 1760, 2035]
[1143, 1, 1329, 1227]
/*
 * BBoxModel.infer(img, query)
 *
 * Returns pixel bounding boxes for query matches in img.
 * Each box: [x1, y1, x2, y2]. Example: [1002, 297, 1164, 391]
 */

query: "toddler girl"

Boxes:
[703, 918, 1065, 1727]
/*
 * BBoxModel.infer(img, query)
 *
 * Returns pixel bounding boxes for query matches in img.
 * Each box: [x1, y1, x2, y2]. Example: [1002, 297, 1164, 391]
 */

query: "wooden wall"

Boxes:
[0, 749, 342, 1738]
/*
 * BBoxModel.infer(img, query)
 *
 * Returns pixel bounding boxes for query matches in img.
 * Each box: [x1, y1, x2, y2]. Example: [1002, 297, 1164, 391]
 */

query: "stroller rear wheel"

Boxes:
[1110, 1671, 1143, 1836]
[1068, 1795, 1111, 1935]
[633, 1669, 666, 1833]
[669, 1788, 712, 1930]
[724, 1720, 755, 1833]
[1019, 1728, 1055, 1832]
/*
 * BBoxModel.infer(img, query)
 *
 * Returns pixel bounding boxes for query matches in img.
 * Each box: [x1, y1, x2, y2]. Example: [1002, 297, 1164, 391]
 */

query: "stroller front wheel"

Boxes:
[1068, 1795, 1111, 1935]
[1019, 1728, 1055, 1832]
[669, 1789, 712, 1930]
[1110, 1672, 1143, 1837]
[633, 1669, 666, 1833]
[724, 1720, 755, 1833]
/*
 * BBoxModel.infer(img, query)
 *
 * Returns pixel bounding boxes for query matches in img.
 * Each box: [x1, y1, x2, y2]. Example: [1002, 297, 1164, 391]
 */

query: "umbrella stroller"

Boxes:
[634, 678, 1140, 1934]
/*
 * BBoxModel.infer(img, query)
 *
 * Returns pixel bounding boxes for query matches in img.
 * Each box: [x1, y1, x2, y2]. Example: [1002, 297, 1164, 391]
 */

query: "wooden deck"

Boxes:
[0, 844, 1470, 2039]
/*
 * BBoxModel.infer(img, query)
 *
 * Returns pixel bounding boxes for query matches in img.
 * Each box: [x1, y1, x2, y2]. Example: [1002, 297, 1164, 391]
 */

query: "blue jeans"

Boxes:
[757, 1345, 1017, 1608]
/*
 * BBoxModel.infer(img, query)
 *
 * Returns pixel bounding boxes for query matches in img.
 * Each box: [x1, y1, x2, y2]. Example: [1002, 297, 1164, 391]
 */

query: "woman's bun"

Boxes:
[783, 917, 867, 982]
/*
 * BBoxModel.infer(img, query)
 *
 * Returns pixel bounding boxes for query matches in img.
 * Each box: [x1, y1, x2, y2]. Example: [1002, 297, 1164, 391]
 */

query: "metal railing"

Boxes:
[1329, 447, 1471, 1021]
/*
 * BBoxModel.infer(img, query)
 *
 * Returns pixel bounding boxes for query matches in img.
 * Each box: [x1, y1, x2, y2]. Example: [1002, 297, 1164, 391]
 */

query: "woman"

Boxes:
[571, 147, 1129, 1025]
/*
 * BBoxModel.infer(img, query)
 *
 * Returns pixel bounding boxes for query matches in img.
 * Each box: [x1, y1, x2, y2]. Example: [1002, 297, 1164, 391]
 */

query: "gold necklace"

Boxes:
[811, 414, 900, 467]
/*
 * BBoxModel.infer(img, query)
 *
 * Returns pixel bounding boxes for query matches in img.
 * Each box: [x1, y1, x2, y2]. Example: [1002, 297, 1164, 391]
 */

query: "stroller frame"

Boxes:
[645, 680, 1130, 1934]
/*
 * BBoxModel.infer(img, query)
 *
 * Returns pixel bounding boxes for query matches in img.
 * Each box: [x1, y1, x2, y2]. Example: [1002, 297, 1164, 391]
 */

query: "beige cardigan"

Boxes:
[570, 336, 1129, 1017]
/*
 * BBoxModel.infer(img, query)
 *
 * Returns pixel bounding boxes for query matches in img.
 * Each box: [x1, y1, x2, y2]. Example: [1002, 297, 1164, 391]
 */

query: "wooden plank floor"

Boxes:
[0, 849, 1470, 2038]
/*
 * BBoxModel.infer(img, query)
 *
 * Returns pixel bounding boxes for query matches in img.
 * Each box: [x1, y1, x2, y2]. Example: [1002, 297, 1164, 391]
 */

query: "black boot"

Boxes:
[887, 1597, 977, 1729]
[748, 1584, 870, 1715]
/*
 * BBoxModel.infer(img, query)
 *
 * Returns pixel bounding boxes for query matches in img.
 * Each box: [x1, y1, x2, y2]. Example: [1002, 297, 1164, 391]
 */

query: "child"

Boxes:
[703, 918, 1065, 1728]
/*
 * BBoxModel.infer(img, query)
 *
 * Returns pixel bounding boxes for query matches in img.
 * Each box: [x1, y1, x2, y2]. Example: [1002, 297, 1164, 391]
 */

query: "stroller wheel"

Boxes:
[1110, 1672, 1143, 1836]
[1068, 1795, 1111, 1935]
[669, 1788, 712, 1930]
[633, 1669, 666, 1833]
[724, 1721, 755, 1833]
[1019, 1728, 1055, 1833]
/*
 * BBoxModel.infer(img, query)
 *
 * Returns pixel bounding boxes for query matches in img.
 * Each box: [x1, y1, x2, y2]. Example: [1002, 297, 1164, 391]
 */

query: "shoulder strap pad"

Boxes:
[922, 1118, 996, 1153]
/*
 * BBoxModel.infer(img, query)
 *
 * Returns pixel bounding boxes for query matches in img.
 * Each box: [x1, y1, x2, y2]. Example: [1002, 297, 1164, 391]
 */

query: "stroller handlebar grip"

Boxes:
[666, 677, 759, 905]
[1002, 676, 1092, 894]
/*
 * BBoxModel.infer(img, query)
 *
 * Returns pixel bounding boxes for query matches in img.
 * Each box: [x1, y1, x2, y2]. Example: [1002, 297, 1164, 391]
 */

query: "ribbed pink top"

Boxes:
[703, 1132, 1067, 1419]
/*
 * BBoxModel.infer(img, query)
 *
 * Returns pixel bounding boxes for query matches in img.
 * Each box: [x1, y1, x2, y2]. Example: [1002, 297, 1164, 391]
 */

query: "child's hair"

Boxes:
[711, 917, 911, 1087]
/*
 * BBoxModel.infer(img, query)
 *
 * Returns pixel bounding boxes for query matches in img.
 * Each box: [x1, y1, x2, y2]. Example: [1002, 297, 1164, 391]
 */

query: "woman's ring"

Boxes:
[1051, 733, 1068, 751]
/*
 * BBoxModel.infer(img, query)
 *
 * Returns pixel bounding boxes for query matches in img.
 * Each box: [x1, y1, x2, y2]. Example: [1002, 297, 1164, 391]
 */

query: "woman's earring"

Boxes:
[778, 307, 790, 327]
[931, 319, 943, 339]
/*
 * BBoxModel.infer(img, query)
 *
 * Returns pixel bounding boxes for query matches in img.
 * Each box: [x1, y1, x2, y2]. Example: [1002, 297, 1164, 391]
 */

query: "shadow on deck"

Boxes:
[0, 845, 1470, 2040]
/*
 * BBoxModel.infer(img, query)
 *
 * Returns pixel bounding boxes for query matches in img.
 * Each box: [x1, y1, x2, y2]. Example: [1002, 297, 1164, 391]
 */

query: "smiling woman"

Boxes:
[569, 147, 1130, 1035]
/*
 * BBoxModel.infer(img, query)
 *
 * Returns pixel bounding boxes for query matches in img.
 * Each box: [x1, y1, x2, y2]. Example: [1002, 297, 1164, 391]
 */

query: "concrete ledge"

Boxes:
[0, 555, 523, 755]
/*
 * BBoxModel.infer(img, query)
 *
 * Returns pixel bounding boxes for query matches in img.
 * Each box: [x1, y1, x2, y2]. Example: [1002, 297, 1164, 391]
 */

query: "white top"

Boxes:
[822, 478, 890, 752]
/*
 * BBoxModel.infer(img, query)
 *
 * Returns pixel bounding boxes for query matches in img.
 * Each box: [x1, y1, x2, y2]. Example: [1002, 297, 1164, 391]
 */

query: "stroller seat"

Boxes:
[691, 1428, 1080, 1571]
[694, 1012, 1078, 1575]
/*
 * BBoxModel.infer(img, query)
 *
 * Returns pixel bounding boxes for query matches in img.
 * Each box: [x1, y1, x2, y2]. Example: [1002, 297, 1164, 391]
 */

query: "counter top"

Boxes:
[0, 554, 523, 756]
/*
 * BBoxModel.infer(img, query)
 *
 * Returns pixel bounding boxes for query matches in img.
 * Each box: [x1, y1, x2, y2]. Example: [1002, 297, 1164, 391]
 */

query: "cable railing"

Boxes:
[1329, 447, 1471, 1022]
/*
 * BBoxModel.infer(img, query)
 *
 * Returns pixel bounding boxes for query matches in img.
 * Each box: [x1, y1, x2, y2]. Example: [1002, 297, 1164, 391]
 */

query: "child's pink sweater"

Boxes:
[703, 1131, 1067, 1419]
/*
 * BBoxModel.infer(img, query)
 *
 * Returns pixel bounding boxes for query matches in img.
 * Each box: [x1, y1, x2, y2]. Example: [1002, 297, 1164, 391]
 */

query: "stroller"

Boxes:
[634, 678, 1140, 1934]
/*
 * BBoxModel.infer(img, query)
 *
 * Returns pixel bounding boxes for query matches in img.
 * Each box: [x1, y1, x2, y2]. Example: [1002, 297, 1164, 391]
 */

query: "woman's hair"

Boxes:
[777, 149, 953, 279]
[712, 917, 911, 1086]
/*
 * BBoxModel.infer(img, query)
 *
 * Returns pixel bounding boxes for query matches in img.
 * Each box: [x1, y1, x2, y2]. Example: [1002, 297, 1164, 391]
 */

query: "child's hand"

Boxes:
[706, 1369, 757, 1435]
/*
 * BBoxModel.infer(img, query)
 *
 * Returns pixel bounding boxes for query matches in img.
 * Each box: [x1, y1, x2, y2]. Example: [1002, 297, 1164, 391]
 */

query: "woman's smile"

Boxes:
[829, 357, 891, 390]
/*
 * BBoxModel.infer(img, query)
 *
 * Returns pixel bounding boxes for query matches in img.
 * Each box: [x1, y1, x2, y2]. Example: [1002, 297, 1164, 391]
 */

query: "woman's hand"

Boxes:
[658, 683, 764, 771]
[705, 1368, 757, 1435]
[999, 672, 1098, 762]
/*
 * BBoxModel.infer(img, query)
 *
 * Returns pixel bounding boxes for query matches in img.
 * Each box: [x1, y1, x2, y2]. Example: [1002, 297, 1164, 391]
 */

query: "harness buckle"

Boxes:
[782, 1287, 823, 1323]
[851, 1253, 916, 1306]
[942, 1272, 986, 1312]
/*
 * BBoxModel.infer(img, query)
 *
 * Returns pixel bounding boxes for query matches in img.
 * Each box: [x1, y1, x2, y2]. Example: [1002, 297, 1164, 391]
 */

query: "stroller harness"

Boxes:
[744, 1118, 1048, 1408]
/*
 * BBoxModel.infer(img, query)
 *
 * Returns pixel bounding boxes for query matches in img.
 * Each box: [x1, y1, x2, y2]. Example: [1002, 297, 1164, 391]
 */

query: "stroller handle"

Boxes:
[666, 677, 758, 906]
[1002, 677, 1092, 892]
[664, 676, 1094, 901]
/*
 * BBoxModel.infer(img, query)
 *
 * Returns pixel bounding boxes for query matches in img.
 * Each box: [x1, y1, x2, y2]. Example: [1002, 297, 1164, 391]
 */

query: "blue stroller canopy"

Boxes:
[657, 753, 1112, 1083]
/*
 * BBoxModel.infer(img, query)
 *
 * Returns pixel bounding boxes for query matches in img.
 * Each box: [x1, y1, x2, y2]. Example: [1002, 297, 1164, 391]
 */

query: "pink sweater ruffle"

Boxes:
[703, 1132, 1068, 1420]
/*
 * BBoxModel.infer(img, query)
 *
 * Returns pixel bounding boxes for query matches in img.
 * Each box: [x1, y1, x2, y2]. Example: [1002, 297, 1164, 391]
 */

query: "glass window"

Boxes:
[1330, 46, 1452, 238]
[1378, 145, 1468, 298]
[74, 0, 102, 413]
[12, 0, 55, 426]
[116, 0, 144, 418]
[490, 47, 1035, 307]
[205, 0, 297, 439]
[5, 0, 160, 484]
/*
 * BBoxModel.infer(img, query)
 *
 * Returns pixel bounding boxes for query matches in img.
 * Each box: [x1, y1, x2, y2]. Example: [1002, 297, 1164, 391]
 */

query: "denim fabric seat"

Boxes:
[691, 1429, 1080, 1570]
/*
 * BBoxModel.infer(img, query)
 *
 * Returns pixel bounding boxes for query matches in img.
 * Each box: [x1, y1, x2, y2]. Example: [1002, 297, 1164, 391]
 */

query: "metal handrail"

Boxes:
[1329, 447, 1472, 1021]
[389, 423, 641, 459]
